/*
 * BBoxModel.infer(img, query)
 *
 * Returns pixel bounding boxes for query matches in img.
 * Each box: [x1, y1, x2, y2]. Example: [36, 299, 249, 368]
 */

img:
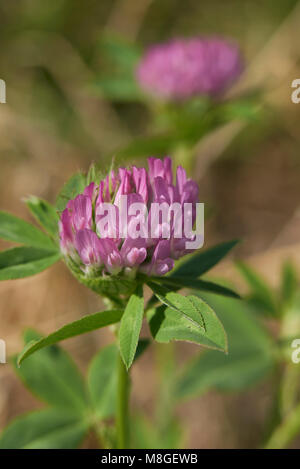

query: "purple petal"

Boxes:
[155, 258, 174, 276]
[148, 157, 164, 183]
[153, 176, 170, 204]
[114, 168, 133, 206]
[163, 157, 173, 185]
[145, 239, 174, 276]
[176, 166, 187, 194]
[98, 238, 123, 274]
[75, 229, 102, 266]
[181, 180, 199, 204]
[59, 208, 74, 255]
[83, 182, 97, 202]
[152, 239, 171, 261]
[121, 238, 147, 267]
[148, 157, 172, 186]
[132, 166, 149, 203]
[73, 195, 92, 231]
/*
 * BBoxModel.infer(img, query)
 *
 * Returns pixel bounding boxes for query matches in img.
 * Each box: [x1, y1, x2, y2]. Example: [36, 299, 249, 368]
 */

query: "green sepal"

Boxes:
[76, 272, 138, 305]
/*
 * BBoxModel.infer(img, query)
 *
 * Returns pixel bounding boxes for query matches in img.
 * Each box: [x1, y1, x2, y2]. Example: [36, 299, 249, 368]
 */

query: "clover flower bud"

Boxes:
[59, 157, 200, 283]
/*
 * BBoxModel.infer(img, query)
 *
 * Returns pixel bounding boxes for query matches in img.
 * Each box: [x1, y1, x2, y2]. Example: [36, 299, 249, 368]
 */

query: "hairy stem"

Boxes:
[116, 352, 130, 449]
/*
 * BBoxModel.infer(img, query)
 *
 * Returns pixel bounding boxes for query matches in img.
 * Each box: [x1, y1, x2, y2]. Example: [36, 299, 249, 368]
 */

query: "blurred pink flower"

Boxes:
[136, 37, 243, 100]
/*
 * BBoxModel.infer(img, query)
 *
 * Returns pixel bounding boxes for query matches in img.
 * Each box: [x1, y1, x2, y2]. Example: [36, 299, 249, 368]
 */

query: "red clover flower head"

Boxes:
[59, 157, 199, 280]
[136, 37, 243, 100]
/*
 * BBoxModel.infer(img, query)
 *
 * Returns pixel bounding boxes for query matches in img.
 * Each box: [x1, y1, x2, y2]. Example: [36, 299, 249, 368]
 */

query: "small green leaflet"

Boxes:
[155, 275, 240, 299]
[93, 77, 142, 102]
[175, 293, 275, 400]
[92, 33, 142, 102]
[98, 33, 142, 71]
[18, 309, 124, 366]
[132, 414, 182, 449]
[88, 344, 118, 419]
[147, 282, 205, 330]
[147, 301, 227, 353]
[15, 330, 88, 412]
[236, 261, 278, 317]
[119, 285, 144, 369]
[88, 339, 150, 419]
[25, 196, 59, 239]
[56, 172, 86, 212]
[0, 409, 87, 449]
[170, 239, 239, 279]
[145, 240, 239, 308]
[0, 247, 61, 280]
[0, 211, 56, 250]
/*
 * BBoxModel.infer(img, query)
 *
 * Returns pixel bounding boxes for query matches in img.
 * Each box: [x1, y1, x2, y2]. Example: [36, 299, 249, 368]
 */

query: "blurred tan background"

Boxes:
[1, 0, 300, 448]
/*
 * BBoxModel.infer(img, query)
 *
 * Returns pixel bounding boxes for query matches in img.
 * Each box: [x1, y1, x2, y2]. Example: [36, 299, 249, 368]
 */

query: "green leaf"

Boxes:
[56, 172, 86, 212]
[222, 97, 261, 122]
[91, 34, 142, 102]
[147, 299, 227, 353]
[236, 261, 278, 317]
[0, 409, 87, 449]
[147, 282, 205, 330]
[25, 196, 59, 238]
[280, 261, 298, 310]
[88, 344, 118, 419]
[132, 414, 182, 449]
[156, 275, 240, 299]
[175, 294, 275, 400]
[17, 309, 123, 365]
[14, 330, 88, 413]
[93, 77, 142, 101]
[170, 240, 239, 279]
[87, 340, 150, 417]
[0, 211, 56, 249]
[119, 285, 144, 369]
[98, 33, 141, 71]
[0, 247, 61, 280]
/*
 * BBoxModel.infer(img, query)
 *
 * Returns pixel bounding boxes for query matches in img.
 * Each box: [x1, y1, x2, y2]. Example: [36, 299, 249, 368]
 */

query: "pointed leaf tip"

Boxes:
[119, 285, 144, 370]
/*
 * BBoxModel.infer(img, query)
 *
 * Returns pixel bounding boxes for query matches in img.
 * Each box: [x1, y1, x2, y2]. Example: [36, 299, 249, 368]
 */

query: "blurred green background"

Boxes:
[1, 0, 300, 448]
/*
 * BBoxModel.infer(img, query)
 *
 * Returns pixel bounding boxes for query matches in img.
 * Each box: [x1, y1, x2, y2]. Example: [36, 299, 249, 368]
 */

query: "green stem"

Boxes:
[155, 342, 176, 431]
[280, 363, 300, 416]
[262, 367, 283, 444]
[94, 422, 112, 449]
[278, 306, 300, 417]
[173, 144, 195, 176]
[116, 352, 130, 449]
[264, 306, 300, 448]
[265, 401, 300, 449]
